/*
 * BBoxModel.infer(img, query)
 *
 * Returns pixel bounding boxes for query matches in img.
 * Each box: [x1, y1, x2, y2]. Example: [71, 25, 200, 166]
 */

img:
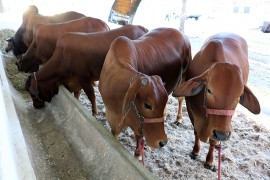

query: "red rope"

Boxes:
[216, 143, 222, 180]
[136, 138, 145, 165]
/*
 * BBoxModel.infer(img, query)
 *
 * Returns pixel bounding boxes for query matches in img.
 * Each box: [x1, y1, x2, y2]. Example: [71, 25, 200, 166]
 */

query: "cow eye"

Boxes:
[144, 102, 152, 110]
[207, 88, 212, 94]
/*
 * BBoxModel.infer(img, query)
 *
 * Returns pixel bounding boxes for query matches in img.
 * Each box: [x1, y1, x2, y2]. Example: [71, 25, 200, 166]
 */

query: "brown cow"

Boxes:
[5, 5, 85, 57]
[25, 25, 148, 116]
[16, 16, 110, 72]
[98, 28, 191, 164]
[172, 32, 261, 170]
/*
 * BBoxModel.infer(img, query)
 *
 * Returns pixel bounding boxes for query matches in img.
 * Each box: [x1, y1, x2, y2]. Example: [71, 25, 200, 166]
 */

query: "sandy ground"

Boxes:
[1, 21, 270, 180]
[79, 86, 270, 180]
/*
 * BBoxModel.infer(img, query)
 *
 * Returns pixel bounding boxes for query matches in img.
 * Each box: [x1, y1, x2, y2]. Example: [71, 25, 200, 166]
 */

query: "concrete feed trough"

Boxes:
[0, 55, 156, 179]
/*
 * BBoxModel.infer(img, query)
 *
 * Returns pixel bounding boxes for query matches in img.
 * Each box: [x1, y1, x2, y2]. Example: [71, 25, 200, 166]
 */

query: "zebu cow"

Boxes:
[25, 25, 148, 116]
[16, 17, 110, 72]
[173, 32, 261, 169]
[5, 5, 85, 56]
[98, 28, 191, 164]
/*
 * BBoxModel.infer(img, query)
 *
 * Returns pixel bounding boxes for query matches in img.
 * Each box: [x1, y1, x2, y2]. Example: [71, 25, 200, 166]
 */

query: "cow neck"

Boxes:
[128, 73, 165, 137]
[36, 58, 59, 81]
[203, 81, 235, 117]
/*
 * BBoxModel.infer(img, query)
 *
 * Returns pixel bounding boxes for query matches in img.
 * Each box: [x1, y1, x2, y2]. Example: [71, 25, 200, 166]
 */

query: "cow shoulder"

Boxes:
[111, 36, 134, 58]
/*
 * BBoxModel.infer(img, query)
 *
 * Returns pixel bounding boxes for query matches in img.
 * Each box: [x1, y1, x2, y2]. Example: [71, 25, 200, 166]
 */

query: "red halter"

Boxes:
[203, 82, 235, 117]
[206, 108, 235, 116]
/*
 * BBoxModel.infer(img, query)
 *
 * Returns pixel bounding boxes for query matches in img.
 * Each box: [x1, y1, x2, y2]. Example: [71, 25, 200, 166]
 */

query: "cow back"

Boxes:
[33, 17, 110, 62]
[12, 6, 85, 55]
[56, 24, 148, 61]
[107, 27, 191, 94]
[188, 32, 249, 82]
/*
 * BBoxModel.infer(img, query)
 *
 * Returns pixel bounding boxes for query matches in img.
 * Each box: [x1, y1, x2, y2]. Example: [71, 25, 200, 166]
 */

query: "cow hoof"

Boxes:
[204, 163, 216, 172]
[135, 154, 142, 161]
[173, 120, 181, 126]
[92, 109, 98, 116]
[190, 153, 200, 160]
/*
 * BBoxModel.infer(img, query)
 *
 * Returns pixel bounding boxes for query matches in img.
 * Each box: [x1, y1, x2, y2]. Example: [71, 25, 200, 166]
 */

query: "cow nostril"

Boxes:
[159, 140, 167, 147]
[213, 130, 231, 141]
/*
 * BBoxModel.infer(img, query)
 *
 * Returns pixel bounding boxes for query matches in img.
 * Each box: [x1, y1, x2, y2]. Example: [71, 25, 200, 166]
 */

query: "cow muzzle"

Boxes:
[142, 120, 168, 148]
[5, 46, 12, 53]
[31, 94, 45, 108]
[212, 130, 231, 141]
[159, 139, 168, 147]
[144, 117, 168, 148]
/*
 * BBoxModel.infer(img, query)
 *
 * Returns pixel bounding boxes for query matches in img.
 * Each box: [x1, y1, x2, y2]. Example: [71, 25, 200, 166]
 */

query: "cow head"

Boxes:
[173, 63, 260, 142]
[16, 54, 39, 72]
[25, 73, 59, 108]
[6, 35, 28, 57]
[8, 26, 29, 57]
[121, 74, 168, 148]
[5, 37, 14, 53]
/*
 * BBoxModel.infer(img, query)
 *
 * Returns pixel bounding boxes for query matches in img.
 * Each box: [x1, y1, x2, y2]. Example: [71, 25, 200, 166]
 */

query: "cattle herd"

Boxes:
[5, 5, 261, 174]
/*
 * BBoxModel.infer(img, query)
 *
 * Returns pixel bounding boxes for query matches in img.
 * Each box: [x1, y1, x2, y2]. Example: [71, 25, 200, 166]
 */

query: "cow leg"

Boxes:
[204, 139, 217, 171]
[163, 105, 168, 116]
[111, 129, 119, 139]
[83, 84, 98, 116]
[74, 90, 81, 100]
[174, 97, 184, 125]
[106, 111, 120, 139]
[134, 135, 144, 165]
[191, 130, 201, 160]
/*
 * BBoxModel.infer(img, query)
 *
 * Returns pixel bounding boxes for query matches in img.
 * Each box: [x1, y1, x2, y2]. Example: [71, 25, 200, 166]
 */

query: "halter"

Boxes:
[203, 82, 235, 117]
[131, 101, 165, 136]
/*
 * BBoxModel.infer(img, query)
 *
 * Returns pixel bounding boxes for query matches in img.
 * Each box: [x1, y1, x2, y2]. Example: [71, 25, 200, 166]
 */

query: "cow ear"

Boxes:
[173, 67, 210, 97]
[173, 80, 204, 97]
[240, 85, 261, 114]
[6, 37, 13, 42]
[119, 76, 142, 126]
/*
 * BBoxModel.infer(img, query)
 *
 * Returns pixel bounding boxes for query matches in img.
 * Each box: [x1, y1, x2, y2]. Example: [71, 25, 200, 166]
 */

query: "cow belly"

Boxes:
[63, 77, 82, 93]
